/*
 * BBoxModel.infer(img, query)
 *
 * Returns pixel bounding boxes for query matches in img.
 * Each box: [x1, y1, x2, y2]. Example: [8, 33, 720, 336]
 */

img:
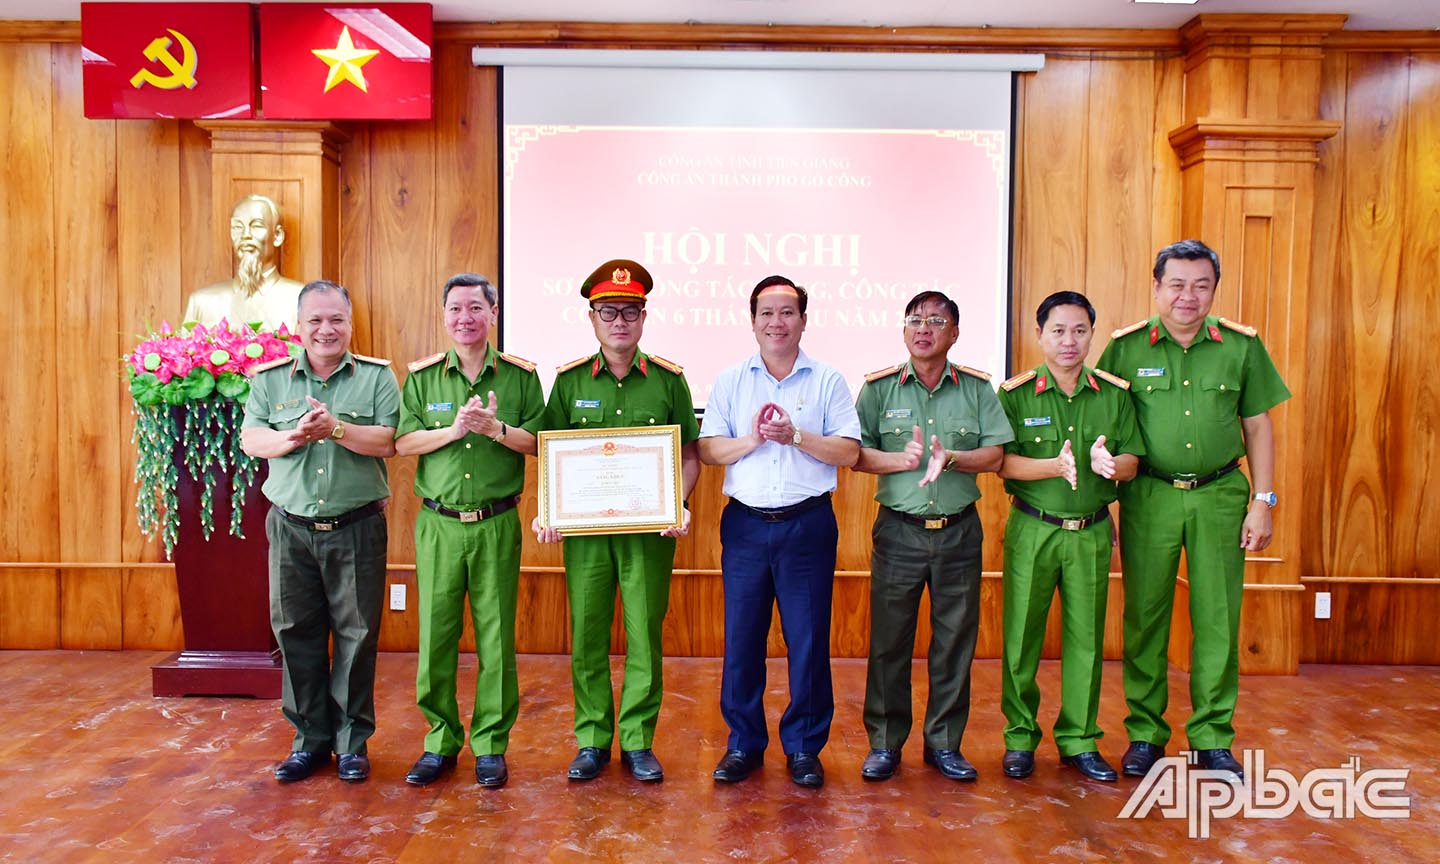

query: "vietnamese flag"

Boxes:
[81, 2, 254, 119]
[259, 3, 432, 120]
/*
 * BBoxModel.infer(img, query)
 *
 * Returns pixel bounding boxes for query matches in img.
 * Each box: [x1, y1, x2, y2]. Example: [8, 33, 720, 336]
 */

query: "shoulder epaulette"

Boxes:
[1093, 368, 1131, 391]
[958, 365, 991, 382]
[251, 356, 294, 374]
[1001, 369, 1037, 392]
[499, 352, 537, 372]
[556, 355, 592, 374]
[407, 352, 445, 373]
[1111, 319, 1149, 339]
[647, 354, 684, 375]
[864, 363, 904, 383]
[1218, 317, 1257, 337]
[352, 352, 392, 366]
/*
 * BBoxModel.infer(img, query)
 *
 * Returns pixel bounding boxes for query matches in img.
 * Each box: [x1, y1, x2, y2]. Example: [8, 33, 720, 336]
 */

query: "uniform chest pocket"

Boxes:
[569, 402, 603, 427]
[496, 408, 521, 427]
[941, 415, 981, 450]
[270, 403, 309, 430]
[1132, 371, 1172, 401]
[880, 420, 915, 451]
[1200, 378, 1241, 420]
[627, 402, 666, 427]
[1018, 422, 1061, 456]
[333, 397, 374, 425]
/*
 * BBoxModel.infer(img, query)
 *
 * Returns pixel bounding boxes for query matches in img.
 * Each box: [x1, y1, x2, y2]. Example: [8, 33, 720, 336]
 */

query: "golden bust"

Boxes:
[182, 195, 305, 332]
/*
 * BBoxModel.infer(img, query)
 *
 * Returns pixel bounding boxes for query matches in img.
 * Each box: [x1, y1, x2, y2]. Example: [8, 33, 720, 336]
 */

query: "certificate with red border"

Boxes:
[537, 426, 682, 536]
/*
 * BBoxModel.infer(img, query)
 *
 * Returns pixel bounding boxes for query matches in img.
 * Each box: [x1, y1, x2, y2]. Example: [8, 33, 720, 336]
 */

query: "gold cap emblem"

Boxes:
[612, 268, 631, 286]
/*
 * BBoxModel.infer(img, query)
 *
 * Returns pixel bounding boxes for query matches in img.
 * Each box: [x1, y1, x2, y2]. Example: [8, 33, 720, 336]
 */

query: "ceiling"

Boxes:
[5, 0, 1438, 31]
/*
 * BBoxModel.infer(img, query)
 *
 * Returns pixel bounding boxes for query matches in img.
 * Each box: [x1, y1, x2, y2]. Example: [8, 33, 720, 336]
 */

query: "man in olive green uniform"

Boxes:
[1098, 240, 1290, 781]
[395, 273, 545, 789]
[241, 280, 400, 784]
[532, 259, 701, 783]
[852, 290, 1012, 783]
[996, 291, 1143, 783]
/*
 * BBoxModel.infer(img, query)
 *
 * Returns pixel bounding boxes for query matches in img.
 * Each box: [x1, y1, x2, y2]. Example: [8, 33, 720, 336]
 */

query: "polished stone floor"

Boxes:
[0, 651, 1436, 862]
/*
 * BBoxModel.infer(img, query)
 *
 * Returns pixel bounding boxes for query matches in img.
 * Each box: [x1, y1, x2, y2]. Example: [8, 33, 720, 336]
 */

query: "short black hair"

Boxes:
[904, 291, 959, 325]
[297, 279, 351, 312]
[443, 273, 497, 307]
[1036, 291, 1095, 328]
[1153, 239, 1221, 283]
[749, 274, 808, 316]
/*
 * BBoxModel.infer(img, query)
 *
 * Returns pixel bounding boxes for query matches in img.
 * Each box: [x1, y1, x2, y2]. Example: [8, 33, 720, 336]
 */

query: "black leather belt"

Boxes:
[1011, 498, 1110, 531]
[883, 503, 976, 531]
[1141, 460, 1241, 491]
[733, 492, 832, 523]
[423, 496, 519, 523]
[277, 500, 384, 532]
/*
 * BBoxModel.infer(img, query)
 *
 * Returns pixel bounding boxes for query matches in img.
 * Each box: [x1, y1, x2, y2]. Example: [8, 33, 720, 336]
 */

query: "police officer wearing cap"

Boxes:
[699, 275, 861, 789]
[1098, 240, 1290, 782]
[241, 280, 400, 785]
[995, 291, 1143, 783]
[852, 290, 1011, 783]
[532, 259, 700, 784]
[395, 273, 545, 789]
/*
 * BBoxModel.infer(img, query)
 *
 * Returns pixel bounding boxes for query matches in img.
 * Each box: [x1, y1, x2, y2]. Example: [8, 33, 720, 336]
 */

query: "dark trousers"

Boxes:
[719, 498, 838, 755]
[266, 506, 387, 755]
[864, 506, 983, 751]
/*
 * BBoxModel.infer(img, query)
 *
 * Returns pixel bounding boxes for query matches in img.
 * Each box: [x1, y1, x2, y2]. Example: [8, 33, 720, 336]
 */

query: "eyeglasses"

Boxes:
[903, 315, 950, 329]
[593, 305, 643, 322]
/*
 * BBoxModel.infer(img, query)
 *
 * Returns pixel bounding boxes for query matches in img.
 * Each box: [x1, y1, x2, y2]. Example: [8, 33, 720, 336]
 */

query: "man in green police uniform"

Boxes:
[395, 273, 545, 789]
[1098, 240, 1290, 782]
[241, 280, 400, 785]
[852, 290, 1012, 783]
[996, 291, 1143, 782]
[532, 258, 701, 783]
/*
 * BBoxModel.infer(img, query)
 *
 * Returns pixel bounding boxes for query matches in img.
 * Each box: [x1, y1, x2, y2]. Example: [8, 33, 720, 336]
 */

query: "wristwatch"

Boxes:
[791, 428, 803, 447]
[1253, 491, 1277, 508]
[330, 422, 346, 440]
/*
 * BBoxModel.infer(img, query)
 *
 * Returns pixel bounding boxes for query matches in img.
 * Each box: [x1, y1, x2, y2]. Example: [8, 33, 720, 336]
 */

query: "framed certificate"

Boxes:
[537, 425, 683, 536]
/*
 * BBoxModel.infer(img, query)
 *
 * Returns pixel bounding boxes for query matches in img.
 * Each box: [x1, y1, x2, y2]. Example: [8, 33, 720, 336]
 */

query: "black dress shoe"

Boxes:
[1195, 748, 1245, 782]
[275, 751, 329, 783]
[475, 754, 508, 787]
[337, 753, 370, 783]
[923, 748, 978, 781]
[1061, 751, 1118, 782]
[712, 749, 763, 783]
[405, 752, 457, 786]
[860, 749, 901, 781]
[1122, 741, 1165, 777]
[787, 752, 825, 788]
[1002, 749, 1035, 779]
[567, 747, 611, 781]
[621, 749, 664, 782]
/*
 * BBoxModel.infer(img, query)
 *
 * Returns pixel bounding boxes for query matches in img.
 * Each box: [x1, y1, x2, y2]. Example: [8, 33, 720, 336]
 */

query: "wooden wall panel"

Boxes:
[2, 26, 1437, 665]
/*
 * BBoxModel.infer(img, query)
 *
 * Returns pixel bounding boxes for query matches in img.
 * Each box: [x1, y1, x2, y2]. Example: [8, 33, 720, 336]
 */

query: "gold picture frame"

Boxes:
[537, 425, 683, 536]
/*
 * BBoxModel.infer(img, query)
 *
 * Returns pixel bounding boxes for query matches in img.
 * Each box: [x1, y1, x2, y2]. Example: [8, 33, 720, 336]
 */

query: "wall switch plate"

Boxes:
[1315, 591, 1331, 619]
[389, 583, 406, 611]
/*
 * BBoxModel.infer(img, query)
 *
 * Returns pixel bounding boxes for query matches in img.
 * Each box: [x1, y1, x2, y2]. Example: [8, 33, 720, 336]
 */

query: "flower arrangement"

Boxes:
[126, 320, 297, 557]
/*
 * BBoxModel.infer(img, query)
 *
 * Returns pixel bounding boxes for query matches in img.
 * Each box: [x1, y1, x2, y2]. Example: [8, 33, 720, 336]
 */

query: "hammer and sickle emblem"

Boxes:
[129, 29, 198, 90]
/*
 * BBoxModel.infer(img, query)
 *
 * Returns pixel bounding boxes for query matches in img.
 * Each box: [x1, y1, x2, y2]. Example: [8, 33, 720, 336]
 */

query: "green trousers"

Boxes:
[414, 507, 520, 757]
[1000, 508, 1110, 756]
[266, 506, 387, 755]
[864, 507, 983, 751]
[1119, 470, 1249, 749]
[563, 532, 675, 751]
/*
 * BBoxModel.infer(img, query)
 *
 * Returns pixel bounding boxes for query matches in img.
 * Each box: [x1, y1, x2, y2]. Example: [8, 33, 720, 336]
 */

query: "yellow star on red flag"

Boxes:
[311, 26, 379, 93]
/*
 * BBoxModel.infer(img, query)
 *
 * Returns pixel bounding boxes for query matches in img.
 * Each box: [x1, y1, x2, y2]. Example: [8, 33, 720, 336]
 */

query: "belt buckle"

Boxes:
[1172, 478, 1197, 490]
[924, 517, 947, 530]
[1061, 518, 1083, 531]
[314, 521, 336, 532]
[459, 509, 480, 523]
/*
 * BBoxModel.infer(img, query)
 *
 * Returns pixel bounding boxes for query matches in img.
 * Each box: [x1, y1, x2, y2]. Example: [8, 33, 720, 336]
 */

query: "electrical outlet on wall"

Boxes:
[1315, 591, 1331, 620]
[389, 583, 406, 611]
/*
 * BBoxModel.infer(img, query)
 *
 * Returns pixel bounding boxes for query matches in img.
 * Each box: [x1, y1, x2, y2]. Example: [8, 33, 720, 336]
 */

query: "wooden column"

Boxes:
[194, 121, 350, 286]
[1167, 15, 1341, 674]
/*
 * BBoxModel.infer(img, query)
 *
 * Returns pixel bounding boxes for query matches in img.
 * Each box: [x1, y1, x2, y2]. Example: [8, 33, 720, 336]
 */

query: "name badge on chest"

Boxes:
[575, 399, 601, 409]
[426, 402, 453, 413]
[1023, 416, 1052, 427]
[883, 408, 912, 420]
[1137, 367, 1166, 378]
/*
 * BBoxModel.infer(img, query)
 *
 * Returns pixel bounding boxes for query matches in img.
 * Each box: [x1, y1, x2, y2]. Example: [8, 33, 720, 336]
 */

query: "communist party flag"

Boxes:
[81, 2, 255, 119]
[259, 3, 433, 120]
